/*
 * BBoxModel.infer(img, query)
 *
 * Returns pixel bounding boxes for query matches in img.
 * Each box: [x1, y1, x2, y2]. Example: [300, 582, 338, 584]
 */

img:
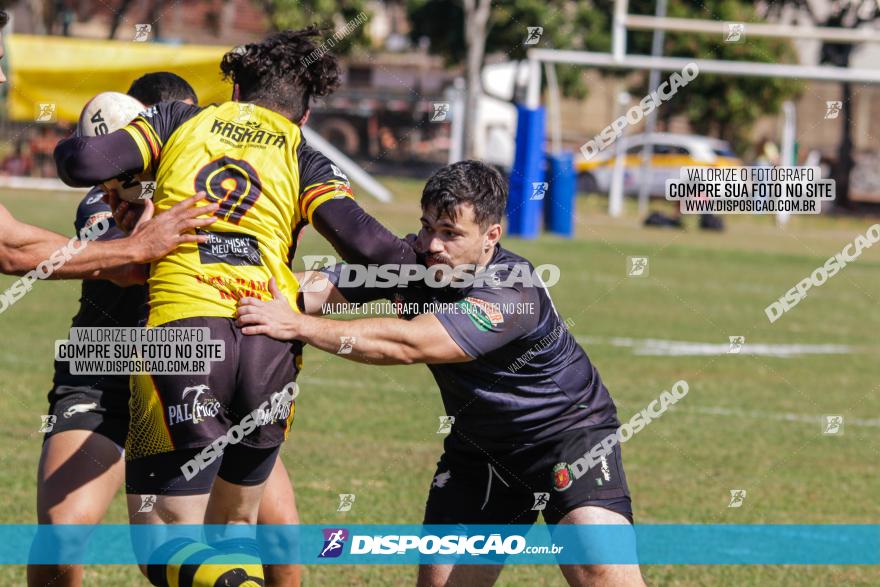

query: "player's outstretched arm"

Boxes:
[237, 279, 471, 365]
[53, 131, 144, 187]
[71, 193, 219, 278]
[294, 271, 348, 315]
[0, 203, 79, 275]
[311, 197, 417, 267]
[297, 143, 416, 268]
[0, 195, 218, 278]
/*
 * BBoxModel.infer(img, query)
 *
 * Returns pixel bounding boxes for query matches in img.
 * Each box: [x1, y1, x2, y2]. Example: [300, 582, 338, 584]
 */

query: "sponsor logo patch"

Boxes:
[197, 231, 262, 266]
[209, 117, 288, 149]
[63, 402, 98, 418]
[432, 470, 451, 488]
[168, 384, 222, 426]
[458, 297, 504, 331]
[253, 386, 295, 425]
[552, 462, 573, 492]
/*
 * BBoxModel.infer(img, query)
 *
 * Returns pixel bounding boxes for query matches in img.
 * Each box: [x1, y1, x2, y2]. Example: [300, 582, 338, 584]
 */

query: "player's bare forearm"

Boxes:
[49, 241, 141, 278]
[3, 230, 142, 279]
[0, 204, 127, 277]
[0, 216, 82, 275]
[0, 195, 218, 278]
[294, 271, 348, 315]
[237, 279, 470, 365]
[86, 261, 149, 286]
[248, 311, 438, 365]
[296, 314, 421, 365]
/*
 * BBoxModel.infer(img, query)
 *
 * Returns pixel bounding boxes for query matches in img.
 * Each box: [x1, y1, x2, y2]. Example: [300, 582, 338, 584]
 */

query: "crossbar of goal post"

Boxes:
[513, 0, 880, 221]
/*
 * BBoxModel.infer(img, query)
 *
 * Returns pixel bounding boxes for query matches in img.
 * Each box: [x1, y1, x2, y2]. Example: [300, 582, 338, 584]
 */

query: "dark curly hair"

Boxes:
[220, 26, 341, 122]
[0, 11, 8, 29]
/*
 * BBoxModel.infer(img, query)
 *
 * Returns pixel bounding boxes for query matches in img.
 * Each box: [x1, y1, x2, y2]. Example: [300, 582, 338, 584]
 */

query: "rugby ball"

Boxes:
[76, 92, 154, 203]
[76, 92, 143, 137]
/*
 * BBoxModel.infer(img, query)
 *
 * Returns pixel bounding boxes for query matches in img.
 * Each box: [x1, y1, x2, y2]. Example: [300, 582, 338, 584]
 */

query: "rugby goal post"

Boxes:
[506, 0, 880, 230]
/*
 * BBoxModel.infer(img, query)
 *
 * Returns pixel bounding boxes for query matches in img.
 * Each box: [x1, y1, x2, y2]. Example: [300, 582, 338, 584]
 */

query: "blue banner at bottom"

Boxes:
[13, 524, 880, 565]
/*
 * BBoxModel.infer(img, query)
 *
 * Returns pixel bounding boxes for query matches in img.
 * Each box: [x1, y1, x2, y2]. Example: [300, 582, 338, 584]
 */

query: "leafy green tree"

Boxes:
[409, 0, 603, 156]
[409, 0, 801, 155]
[764, 0, 879, 208]
[258, 0, 371, 53]
[621, 0, 803, 154]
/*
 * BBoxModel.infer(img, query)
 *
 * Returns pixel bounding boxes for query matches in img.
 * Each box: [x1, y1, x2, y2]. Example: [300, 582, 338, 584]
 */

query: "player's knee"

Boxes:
[262, 563, 300, 587]
[218, 512, 258, 525]
[258, 480, 298, 525]
[415, 566, 446, 587]
[565, 563, 644, 586]
[258, 501, 298, 525]
[584, 563, 613, 578]
[30, 523, 93, 568]
[566, 563, 614, 584]
[39, 502, 104, 525]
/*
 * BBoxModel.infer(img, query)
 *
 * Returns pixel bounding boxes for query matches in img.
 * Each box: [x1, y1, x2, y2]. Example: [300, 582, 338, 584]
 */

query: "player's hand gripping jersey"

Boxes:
[122, 101, 352, 326]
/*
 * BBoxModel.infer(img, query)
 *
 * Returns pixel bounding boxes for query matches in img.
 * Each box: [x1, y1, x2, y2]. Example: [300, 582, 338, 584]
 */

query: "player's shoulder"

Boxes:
[297, 137, 331, 164]
[297, 139, 349, 184]
[136, 100, 204, 135]
[492, 245, 533, 272]
[477, 246, 542, 295]
[461, 246, 547, 317]
[77, 186, 108, 209]
[139, 99, 202, 119]
[75, 187, 115, 234]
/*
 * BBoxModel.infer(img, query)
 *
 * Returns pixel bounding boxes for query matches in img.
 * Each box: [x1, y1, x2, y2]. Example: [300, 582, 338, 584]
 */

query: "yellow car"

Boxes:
[576, 133, 742, 196]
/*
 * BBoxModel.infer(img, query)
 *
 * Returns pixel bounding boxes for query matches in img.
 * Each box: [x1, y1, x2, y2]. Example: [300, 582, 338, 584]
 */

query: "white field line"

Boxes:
[575, 335, 855, 357]
[673, 404, 880, 428]
[0, 176, 81, 192]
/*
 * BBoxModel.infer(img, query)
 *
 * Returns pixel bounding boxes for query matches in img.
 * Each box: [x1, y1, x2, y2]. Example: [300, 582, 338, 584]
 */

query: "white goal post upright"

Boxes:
[522, 0, 880, 218]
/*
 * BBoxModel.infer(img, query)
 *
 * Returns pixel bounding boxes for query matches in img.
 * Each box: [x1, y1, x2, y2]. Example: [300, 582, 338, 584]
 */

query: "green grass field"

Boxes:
[1, 181, 878, 585]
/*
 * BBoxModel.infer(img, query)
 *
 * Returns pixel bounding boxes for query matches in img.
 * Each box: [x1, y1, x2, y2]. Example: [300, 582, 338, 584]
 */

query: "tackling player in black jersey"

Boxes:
[237, 161, 647, 587]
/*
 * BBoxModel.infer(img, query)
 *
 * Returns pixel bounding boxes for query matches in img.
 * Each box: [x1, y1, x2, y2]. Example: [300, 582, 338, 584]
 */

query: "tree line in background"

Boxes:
[8, 0, 880, 208]
[410, 0, 879, 208]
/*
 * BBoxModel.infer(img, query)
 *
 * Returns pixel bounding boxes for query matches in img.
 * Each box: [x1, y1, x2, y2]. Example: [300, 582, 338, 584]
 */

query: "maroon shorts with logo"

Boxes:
[423, 424, 632, 525]
[126, 317, 300, 462]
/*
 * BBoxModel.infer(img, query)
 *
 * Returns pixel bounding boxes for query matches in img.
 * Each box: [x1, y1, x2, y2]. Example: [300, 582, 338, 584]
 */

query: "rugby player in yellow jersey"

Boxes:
[33, 73, 300, 587]
[55, 27, 415, 587]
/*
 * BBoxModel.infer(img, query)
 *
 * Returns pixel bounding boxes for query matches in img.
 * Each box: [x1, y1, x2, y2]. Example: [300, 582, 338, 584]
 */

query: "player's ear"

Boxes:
[297, 108, 311, 127]
[485, 223, 502, 249]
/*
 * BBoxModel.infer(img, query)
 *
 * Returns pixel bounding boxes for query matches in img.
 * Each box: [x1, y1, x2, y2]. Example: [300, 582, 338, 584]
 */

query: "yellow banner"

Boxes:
[7, 34, 233, 122]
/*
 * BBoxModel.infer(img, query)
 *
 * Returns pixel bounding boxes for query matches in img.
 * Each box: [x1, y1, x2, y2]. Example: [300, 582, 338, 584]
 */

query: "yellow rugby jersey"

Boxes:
[121, 101, 353, 326]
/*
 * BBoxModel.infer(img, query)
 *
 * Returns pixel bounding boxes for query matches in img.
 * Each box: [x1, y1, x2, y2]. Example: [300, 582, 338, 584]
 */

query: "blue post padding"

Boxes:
[545, 151, 575, 237]
[507, 105, 545, 239]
